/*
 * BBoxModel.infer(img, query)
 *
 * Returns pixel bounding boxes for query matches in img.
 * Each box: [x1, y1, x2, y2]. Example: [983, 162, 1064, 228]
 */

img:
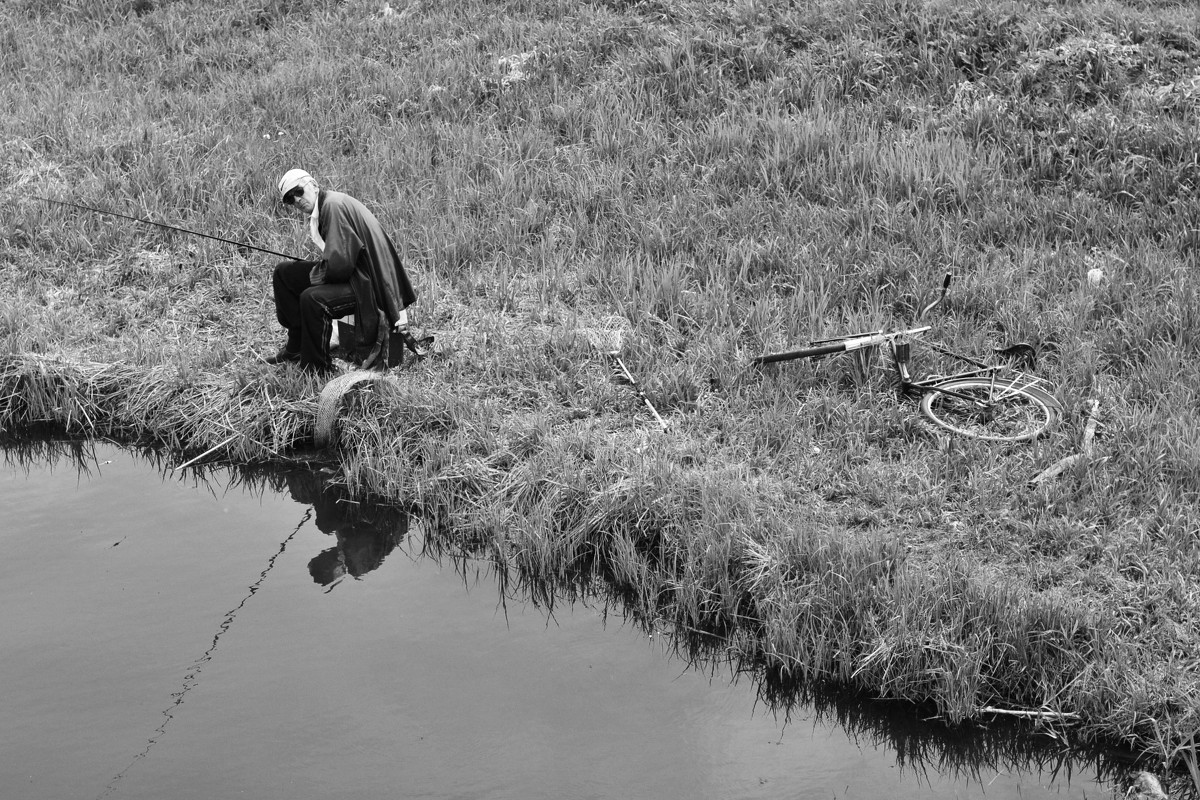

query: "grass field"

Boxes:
[2, 0, 1199, 787]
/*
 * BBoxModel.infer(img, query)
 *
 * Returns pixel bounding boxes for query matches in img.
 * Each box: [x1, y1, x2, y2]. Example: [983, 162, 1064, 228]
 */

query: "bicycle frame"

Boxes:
[752, 274, 952, 367]
[888, 337, 1047, 407]
[749, 274, 1060, 441]
[751, 271, 1047, 400]
[750, 325, 931, 365]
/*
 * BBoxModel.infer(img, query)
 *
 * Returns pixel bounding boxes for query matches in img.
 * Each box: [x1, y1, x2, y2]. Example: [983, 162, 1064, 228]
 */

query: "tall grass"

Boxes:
[3, 0, 1199, 788]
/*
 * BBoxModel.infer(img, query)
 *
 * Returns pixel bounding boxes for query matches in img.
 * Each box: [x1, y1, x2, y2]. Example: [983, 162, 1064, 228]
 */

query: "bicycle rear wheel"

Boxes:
[919, 377, 1056, 443]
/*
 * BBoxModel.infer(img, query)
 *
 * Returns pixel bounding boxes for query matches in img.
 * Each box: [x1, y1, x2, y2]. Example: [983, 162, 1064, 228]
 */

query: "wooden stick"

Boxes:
[979, 707, 1080, 720]
[1028, 453, 1087, 484]
[1030, 399, 1100, 485]
[172, 433, 239, 472]
[1080, 398, 1100, 455]
[614, 356, 669, 433]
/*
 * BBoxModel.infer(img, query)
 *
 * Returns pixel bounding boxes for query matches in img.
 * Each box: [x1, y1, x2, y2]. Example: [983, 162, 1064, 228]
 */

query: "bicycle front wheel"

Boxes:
[919, 377, 1056, 443]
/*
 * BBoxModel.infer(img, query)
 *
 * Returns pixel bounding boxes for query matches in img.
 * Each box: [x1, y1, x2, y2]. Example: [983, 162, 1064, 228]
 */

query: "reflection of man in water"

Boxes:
[284, 472, 408, 587]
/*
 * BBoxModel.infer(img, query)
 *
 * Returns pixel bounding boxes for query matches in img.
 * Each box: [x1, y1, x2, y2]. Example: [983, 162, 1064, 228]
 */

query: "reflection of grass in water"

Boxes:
[671, 619, 1200, 799]
[413, 518, 1162, 799]
[762, 676, 1119, 792]
[423, 512, 1200, 799]
[8, 438, 1194, 797]
[1, 436, 102, 476]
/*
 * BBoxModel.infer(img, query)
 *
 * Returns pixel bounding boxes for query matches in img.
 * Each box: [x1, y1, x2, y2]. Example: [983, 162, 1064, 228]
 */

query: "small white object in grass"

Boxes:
[1087, 267, 1104, 287]
[1128, 771, 1167, 800]
[499, 52, 535, 87]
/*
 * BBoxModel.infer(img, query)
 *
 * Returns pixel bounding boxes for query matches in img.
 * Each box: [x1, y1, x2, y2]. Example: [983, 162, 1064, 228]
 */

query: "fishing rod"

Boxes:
[35, 195, 302, 261]
[39, 193, 437, 361]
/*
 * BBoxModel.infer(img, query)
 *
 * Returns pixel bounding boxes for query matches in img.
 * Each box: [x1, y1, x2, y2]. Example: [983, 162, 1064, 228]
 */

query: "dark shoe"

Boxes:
[265, 347, 300, 365]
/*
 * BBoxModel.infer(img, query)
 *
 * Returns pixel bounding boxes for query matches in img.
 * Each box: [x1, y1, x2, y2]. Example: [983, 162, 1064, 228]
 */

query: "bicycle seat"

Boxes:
[993, 343, 1037, 371]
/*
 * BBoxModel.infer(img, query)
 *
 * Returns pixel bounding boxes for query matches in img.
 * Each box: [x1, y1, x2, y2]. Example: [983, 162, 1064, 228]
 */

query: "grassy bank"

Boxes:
[2, 0, 1198, 781]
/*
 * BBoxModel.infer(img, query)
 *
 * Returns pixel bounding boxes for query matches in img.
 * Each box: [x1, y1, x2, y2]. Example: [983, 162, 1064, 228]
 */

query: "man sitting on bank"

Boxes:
[267, 168, 418, 375]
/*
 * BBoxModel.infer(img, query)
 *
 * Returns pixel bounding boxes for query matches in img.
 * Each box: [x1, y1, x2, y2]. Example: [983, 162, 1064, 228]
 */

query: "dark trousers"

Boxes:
[272, 260, 356, 370]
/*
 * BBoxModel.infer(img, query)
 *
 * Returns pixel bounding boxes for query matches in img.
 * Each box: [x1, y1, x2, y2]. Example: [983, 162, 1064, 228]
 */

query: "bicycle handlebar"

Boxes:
[751, 339, 863, 364]
[918, 273, 952, 321]
[751, 326, 931, 365]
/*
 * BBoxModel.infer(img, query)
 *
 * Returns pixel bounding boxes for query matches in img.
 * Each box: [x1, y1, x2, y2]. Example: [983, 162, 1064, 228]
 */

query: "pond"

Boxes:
[1, 441, 1130, 800]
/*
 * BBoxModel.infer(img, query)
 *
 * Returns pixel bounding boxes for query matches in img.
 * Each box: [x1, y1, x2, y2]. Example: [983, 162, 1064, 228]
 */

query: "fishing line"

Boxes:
[35, 194, 303, 261]
[95, 505, 313, 800]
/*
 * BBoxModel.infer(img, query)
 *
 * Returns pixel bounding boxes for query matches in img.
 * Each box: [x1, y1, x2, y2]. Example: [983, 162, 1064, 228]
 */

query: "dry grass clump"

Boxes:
[0, 353, 316, 463]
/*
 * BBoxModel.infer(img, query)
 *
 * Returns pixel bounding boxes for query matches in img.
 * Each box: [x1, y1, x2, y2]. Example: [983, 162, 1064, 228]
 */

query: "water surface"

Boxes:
[1, 442, 1123, 799]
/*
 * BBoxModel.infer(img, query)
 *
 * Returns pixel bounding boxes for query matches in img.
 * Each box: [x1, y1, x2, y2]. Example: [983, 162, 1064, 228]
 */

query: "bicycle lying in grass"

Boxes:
[751, 275, 1062, 443]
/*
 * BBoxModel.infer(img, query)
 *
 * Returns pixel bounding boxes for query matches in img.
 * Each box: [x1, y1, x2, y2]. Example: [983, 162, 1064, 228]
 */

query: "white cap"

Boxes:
[277, 168, 312, 198]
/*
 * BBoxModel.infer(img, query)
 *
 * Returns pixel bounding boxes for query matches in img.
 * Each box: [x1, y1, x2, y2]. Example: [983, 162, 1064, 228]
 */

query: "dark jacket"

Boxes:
[318, 189, 417, 368]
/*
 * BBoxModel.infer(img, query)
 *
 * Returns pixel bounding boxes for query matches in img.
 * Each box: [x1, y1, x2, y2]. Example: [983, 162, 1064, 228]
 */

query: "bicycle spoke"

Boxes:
[920, 377, 1055, 442]
[986, 372, 1043, 404]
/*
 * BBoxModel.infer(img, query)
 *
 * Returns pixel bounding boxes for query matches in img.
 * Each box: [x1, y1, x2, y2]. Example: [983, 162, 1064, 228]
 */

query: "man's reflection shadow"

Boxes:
[284, 472, 409, 589]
